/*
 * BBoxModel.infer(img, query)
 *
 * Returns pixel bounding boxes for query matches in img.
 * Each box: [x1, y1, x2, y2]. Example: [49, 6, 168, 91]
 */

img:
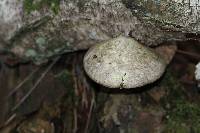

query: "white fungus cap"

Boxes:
[83, 36, 167, 89]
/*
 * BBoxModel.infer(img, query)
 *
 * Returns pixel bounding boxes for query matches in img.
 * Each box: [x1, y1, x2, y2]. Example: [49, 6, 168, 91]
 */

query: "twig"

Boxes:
[3, 113, 16, 126]
[177, 50, 200, 59]
[180, 79, 196, 85]
[12, 56, 60, 111]
[6, 67, 40, 98]
[84, 92, 95, 133]
[73, 108, 78, 133]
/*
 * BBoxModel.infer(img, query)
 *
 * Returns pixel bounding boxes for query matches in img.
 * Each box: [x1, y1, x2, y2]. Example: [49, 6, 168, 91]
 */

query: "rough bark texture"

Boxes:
[0, 0, 199, 64]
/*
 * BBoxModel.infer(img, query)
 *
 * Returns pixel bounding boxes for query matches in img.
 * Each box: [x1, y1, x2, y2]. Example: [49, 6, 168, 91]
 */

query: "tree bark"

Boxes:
[0, 0, 199, 64]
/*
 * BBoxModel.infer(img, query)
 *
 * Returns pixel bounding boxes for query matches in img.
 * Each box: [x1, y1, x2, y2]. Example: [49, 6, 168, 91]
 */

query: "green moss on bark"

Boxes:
[23, 0, 60, 14]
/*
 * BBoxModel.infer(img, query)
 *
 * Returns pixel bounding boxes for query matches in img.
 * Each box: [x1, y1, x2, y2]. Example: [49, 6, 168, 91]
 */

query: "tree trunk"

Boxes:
[0, 0, 199, 64]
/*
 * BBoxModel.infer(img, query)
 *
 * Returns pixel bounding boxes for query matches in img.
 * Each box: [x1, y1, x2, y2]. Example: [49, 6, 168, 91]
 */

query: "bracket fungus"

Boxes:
[83, 36, 167, 89]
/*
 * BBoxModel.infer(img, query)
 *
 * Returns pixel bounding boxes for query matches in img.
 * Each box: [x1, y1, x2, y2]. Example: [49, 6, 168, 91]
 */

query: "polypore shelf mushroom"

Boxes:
[83, 36, 167, 89]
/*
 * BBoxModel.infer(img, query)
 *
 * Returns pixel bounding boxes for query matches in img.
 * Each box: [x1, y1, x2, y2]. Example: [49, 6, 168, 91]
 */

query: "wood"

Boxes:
[0, 0, 200, 64]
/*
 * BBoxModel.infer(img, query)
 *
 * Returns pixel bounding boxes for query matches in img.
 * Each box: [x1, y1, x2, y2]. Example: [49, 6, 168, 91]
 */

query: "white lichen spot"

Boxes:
[195, 62, 200, 88]
[195, 62, 200, 81]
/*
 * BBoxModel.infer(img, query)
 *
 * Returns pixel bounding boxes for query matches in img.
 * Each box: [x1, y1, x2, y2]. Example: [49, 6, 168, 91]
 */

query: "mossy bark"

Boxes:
[0, 0, 200, 64]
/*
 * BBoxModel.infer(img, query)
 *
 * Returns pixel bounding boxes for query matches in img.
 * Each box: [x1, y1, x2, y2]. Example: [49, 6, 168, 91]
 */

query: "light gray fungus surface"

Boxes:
[83, 36, 167, 89]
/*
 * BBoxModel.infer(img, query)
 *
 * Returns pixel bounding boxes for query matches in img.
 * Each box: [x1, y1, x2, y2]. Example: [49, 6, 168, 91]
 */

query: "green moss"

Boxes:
[159, 69, 185, 108]
[161, 70, 200, 132]
[165, 100, 200, 133]
[23, 0, 60, 14]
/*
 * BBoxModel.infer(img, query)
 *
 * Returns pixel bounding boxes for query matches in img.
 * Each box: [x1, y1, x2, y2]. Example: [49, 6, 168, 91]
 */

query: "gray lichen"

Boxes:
[123, 0, 200, 32]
